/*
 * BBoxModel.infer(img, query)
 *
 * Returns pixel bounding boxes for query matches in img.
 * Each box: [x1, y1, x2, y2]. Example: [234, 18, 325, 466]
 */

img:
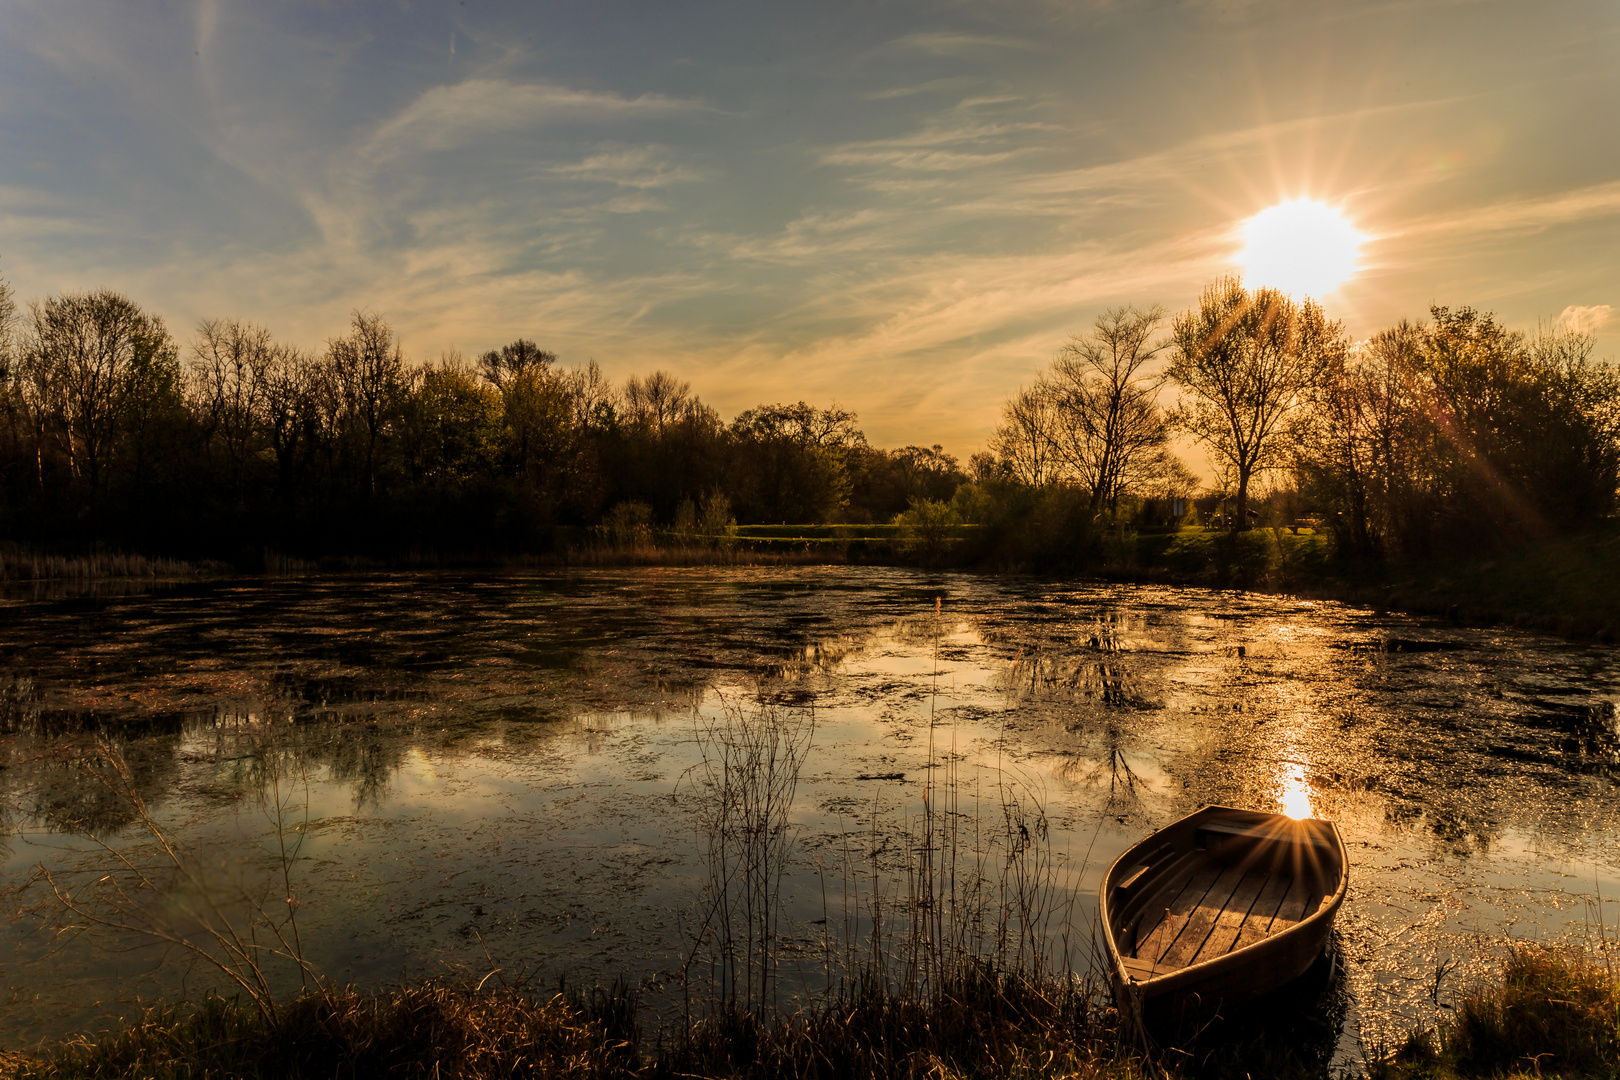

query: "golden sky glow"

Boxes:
[1238, 201, 1363, 299]
[0, 2, 1615, 455]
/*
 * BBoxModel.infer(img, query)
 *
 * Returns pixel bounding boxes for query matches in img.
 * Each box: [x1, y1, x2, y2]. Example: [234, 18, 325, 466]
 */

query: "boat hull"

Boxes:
[1100, 805, 1348, 1023]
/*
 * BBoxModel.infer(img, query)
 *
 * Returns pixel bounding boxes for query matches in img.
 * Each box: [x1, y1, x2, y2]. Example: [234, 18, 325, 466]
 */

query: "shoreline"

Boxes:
[4, 946, 1614, 1079]
[7, 528, 1616, 644]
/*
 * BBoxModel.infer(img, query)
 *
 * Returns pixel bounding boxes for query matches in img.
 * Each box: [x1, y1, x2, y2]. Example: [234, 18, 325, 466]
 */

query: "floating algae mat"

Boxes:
[2, 567, 1618, 1070]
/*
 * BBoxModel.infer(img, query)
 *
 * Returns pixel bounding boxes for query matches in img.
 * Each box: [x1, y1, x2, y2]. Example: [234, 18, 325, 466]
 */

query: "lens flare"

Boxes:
[1279, 761, 1314, 820]
[1238, 199, 1363, 298]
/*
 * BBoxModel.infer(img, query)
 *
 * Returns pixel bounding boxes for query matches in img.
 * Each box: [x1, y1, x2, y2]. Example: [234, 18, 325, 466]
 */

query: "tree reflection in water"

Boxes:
[1, 568, 1618, 1063]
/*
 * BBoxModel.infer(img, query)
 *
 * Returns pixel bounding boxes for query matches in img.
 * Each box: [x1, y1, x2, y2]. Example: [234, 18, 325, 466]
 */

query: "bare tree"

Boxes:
[0, 260, 24, 488]
[325, 310, 404, 495]
[991, 307, 1185, 512]
[624, 370, 694, 434]
[0, 258, 15, 380]
[991, 385, 1060, 487]
[1044, 305, 1176, 515]
[563, 359, 619, 431]
[258, 342, 318, 499]
[191, 318, 275, 499]
[1168, 278, 1345, 528]
[477, 338, 557, 391]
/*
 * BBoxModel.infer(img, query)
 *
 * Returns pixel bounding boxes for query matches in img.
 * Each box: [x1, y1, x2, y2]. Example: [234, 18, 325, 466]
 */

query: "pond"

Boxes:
[3, 567, 1618, 1070]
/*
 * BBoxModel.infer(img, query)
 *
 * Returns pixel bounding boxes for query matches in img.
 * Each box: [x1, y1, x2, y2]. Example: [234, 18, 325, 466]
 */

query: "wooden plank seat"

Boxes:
[1102, 806, 1348, 1016]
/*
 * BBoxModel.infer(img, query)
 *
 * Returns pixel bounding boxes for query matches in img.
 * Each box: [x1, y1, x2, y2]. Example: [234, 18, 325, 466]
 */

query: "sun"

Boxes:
[1237, 199, 1363, 298]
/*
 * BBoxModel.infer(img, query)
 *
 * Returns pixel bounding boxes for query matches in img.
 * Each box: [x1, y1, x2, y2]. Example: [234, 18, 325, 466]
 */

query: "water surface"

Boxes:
[3, 567, 1618, 1067]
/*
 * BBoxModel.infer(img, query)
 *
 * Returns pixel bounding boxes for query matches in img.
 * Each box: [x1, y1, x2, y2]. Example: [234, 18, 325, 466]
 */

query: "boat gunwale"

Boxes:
[1100, 804, 1349, 1002]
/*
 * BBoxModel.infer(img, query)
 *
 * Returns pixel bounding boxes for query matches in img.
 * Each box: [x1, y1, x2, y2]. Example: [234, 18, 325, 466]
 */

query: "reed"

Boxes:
[673, 599, 1100, 1071]
[681, 697, 817, 1016]
[0, 547, 208, 582]
[2, 982, 640, 1080]
[1369, 945, 1620, 1080]
[26, 735, 315, 1022]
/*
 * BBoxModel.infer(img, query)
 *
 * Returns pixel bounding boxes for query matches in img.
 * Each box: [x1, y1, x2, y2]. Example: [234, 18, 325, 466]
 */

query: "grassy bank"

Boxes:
[1112, 525, 1620, 641]
[8, 948, 1618, 1079]
[1370, 947, 1620, 1080]
[0, 969, 1139, 1080]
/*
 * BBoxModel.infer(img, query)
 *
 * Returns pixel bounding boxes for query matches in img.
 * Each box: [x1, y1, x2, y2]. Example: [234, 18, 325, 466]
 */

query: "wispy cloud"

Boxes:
[364, 79, 702, 159]
[895, 31, 1041, 55]
[867, 77, 984, 100]
[549, 145, 702, 189]
[822, 102, 1057, 174]
[1395, 180, 1620, 242]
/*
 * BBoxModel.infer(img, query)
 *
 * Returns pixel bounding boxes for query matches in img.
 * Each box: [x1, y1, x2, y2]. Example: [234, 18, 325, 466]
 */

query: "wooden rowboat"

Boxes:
[1100, 805, 1348, 1022]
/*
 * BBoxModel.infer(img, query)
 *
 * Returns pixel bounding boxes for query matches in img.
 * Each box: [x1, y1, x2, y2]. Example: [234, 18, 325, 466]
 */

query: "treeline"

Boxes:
[0, 274, 965, 560]
[981, 277, 1620, 560]
[1, 261, 1615, 567]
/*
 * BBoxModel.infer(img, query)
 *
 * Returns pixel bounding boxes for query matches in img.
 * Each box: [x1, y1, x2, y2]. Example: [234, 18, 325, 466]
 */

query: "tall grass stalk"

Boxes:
[681, 600, 1090, 1048]
[681, 697, 816, 1017]
[1371, 944, 1620, 1080]
[28, 734, 315, 1021]
[0, 548, 205, 582]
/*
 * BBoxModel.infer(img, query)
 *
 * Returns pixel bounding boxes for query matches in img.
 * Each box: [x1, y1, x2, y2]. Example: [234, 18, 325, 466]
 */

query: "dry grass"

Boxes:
[665, 963, 1141, 1080]
[3, 982, 639, 1080]
[1369, 946, 1620, 1080]
[0, 548, 209, 582]
[0, 969, 1148, 1080]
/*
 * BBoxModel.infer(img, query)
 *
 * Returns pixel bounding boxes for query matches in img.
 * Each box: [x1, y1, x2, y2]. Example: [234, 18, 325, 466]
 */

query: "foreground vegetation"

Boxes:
[1370, 947, 1620, 1080]
[5, 947, 1617, 1079]
[0, 970, 1140, 1080]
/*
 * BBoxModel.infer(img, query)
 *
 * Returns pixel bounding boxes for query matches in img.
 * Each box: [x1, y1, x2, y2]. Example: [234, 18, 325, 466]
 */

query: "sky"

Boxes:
[2, 0, 1617, 456]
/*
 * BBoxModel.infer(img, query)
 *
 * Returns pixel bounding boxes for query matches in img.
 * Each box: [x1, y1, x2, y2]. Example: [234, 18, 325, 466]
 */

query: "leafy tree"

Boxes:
[499, 365, 575, 485]
[731, 401, 866, 522]
[888, 444, 966, 504]
[1296, 308, 1620, 554]
[1168, 278, 1344, 529]
[1525, 325, 1620, 526]
[402, 358, 503, 485]
[1295, 322, 1425, 554]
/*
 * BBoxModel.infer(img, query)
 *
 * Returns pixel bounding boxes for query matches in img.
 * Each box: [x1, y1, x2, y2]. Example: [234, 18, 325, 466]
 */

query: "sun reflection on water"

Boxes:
[1279, 761, 1314, 819]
